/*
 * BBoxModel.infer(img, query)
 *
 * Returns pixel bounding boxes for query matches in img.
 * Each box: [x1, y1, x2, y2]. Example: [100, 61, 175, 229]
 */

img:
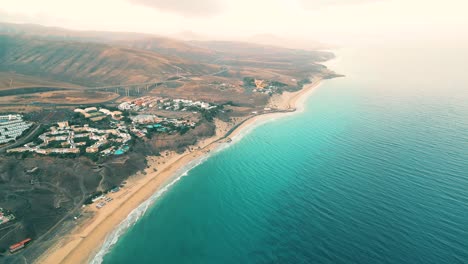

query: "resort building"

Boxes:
[8, 121, 131, 156]
[75, 107, 122, 121]
[57, 121, 69, 129]
[0, 114, 32, 145]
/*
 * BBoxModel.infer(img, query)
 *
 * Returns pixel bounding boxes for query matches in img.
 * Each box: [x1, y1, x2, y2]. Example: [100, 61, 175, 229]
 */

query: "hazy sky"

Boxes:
[0, 0, 466, 44]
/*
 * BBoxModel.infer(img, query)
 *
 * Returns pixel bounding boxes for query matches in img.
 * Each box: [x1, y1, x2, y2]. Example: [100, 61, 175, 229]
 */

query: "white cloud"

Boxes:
[0, 0, 466, 45]
[128, 0, 225, 17]
[299, 0, 378, 9]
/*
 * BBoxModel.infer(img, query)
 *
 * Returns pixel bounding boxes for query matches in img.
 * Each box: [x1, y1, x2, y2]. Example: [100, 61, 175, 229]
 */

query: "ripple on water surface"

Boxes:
[100, 47, 468, 264]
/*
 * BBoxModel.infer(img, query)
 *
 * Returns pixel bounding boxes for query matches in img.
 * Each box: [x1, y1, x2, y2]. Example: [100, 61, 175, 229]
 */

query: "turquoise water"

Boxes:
[114, 146, 129, 155]
[100, 44, 468, 264]
[114, 150, 124, 155]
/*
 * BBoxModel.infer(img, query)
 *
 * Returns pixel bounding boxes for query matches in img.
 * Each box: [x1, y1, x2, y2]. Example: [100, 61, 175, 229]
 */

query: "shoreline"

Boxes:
[36, 77, 323, 264]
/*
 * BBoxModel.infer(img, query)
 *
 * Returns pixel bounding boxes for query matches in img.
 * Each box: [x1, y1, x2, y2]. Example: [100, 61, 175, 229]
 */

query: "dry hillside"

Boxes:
[0, 35, 217, 87]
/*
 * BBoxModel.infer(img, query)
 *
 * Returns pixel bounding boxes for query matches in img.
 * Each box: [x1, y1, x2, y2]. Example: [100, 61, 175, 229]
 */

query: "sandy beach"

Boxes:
[36, 77, 322, 264]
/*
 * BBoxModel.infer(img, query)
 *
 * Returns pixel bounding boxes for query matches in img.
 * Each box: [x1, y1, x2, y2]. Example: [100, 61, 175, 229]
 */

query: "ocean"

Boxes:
[98, 41, 468, 264]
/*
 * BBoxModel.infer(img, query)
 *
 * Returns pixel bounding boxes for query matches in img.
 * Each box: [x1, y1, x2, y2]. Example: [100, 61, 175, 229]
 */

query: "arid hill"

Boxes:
[191, 40, 332, 61]
[0, 23, 337, 113]
[0, 35, 217, 87]
[0, 22, 218, 62]
[0, 22, 334, 74]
